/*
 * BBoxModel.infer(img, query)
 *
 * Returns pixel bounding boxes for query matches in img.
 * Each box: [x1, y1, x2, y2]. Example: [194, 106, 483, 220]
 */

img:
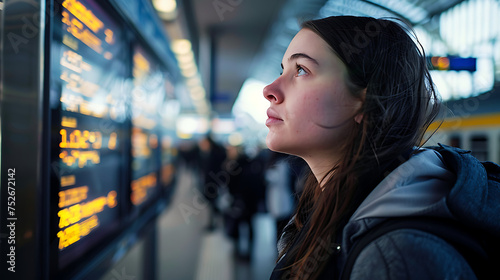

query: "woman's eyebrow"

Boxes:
[281, 52, 319, 69]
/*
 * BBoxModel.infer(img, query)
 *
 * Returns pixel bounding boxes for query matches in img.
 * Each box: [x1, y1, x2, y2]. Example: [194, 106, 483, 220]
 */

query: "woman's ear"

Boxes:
[354, 113, 363, 124]
[354, 88, 366, 124]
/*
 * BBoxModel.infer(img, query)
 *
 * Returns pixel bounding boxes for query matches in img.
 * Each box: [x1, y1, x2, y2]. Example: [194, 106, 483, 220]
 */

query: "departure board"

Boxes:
[130, 46, 163, 209]
[51, 0, 128, 268]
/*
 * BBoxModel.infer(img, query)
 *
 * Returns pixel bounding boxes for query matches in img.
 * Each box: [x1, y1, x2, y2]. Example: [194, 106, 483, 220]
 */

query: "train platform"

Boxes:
[99, 163, 278, 280]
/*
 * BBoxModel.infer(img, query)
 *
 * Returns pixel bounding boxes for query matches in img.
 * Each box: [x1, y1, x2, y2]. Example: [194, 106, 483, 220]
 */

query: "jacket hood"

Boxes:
[435, 144, 500, 236]
[350, 148, 456, 221]
[342, 144, 500, 251]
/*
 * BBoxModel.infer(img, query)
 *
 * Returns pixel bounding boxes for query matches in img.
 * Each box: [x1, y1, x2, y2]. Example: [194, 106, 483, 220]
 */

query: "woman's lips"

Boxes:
[266, 108, 283, 126]
[266, 117, 284, 126]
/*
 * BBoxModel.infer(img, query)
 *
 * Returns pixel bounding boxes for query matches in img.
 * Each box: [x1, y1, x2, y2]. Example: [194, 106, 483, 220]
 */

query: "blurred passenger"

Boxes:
[223, 145, 266, 261]
[177, 140, 200, 170]
[198, 134, 227, 231]
[265, 152, 307, 239]
[263, 16, 500, 279]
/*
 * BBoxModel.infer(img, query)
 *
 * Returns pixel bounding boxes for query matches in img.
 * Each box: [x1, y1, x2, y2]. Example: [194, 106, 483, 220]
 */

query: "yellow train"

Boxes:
[426, 85, 500, 164]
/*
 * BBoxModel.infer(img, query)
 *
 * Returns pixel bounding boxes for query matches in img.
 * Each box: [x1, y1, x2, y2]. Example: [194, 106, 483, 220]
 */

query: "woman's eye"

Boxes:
[296, 65, 307, 77]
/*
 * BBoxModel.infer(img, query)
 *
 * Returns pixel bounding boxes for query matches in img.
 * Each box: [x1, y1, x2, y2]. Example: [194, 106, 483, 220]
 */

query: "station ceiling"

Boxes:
[178, 0, 467, 117]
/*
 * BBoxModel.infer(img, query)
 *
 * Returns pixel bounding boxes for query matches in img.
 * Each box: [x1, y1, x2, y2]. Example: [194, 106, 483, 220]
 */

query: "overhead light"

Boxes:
[181, 67, 197, 78]
[178, 59, 196, 71]
[153, 0, 177, 14]
[171, 39, 192, 55]
[171, 39, 210, 115]
[186, 76, 201, 87]
[190, 86, 206, 101]
[177, 52, 195, 64]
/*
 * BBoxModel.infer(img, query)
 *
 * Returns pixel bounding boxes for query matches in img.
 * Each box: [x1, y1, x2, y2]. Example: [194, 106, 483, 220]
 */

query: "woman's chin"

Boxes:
[265, 136, 282, 153]
[266, 136, 293, 155]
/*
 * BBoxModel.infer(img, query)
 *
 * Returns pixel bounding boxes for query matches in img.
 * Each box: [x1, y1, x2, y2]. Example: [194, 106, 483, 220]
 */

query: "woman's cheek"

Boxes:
[303, 92, 334, 123]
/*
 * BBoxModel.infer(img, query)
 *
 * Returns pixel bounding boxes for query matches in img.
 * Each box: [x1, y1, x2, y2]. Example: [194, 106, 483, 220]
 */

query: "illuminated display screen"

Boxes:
[51, 0, 128, 268]
[130, 46, 164, 207]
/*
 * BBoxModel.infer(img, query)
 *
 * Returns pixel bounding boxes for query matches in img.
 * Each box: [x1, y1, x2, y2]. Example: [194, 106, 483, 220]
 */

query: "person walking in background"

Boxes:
[223, 145, 266, 261]
[198, 134, 227, 231]
[263, 15, 500, 279]
[265, 152, 307, 240]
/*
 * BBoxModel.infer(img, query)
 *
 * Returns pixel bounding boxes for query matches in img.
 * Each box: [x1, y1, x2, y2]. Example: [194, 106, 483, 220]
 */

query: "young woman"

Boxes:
[263, 16, 500, 279]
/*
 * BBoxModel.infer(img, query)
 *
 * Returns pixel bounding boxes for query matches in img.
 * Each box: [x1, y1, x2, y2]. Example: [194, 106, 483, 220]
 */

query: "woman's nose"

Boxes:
[263, 78, 283, 103]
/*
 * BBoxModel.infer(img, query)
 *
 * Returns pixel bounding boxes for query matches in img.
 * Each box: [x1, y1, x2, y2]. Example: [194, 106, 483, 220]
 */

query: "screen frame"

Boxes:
[47, 0, 131, 277]
[45, 0, 179, 279]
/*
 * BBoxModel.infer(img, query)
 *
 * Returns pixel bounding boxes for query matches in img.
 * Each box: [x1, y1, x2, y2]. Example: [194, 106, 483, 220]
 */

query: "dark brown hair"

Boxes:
[277, 16, 440, 279]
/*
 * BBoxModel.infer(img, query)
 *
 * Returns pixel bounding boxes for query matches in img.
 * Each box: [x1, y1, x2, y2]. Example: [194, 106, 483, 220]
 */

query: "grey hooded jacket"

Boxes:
[270, 145, 500, 279]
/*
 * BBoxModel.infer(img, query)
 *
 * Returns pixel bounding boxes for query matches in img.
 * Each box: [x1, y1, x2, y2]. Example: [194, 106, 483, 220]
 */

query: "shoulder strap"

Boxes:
[340, 217, 490, 280]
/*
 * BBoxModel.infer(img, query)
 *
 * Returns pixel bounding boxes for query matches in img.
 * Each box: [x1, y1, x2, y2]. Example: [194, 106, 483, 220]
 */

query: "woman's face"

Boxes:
[263, 28, 362, 162]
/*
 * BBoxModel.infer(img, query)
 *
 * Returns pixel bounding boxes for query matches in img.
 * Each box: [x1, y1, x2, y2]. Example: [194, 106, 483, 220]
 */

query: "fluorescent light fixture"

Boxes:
[171, 39, 192, 55]
[153, 0, 177, 14]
